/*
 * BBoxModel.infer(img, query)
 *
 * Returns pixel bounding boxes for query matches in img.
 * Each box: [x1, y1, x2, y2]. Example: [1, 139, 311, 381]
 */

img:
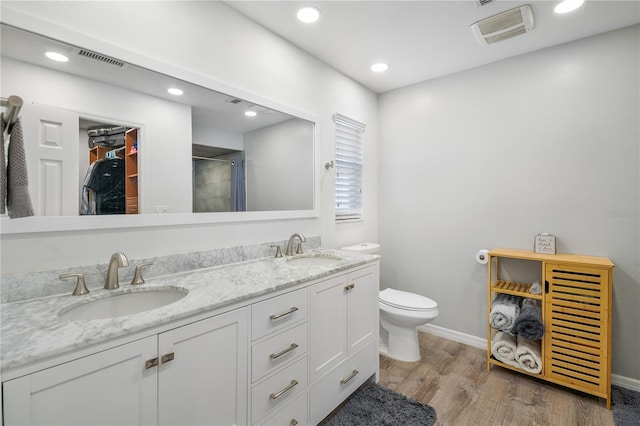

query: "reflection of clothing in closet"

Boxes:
[84, 127, 138, 215]
[83, 157, 125, 215]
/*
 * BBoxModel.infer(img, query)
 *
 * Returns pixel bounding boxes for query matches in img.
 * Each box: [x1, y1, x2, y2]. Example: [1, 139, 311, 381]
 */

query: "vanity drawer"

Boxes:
[252, 322, 308, 383]
[251, 356, 308, 424]
[309, 341, 377, 424]
[257, 392, 308, 426]
[252, 288, 308, 340]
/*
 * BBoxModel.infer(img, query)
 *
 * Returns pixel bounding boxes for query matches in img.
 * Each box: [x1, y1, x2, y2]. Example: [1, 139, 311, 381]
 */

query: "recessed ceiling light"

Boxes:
[167, 88, 183, 96]
[297, 6, 321, 23]
[45, 51, 69, 62]
[554, 0, 584, 14]
[371, 63, 389, 73]
[245, 110, 257, 117]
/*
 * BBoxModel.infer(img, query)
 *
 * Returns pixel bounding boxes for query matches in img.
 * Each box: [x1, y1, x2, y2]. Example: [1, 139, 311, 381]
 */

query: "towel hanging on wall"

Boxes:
[1, 113, 34, 218]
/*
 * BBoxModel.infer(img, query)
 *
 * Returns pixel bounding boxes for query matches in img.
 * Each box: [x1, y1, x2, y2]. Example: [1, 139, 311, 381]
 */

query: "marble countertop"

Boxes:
[1, 249, 378, 374]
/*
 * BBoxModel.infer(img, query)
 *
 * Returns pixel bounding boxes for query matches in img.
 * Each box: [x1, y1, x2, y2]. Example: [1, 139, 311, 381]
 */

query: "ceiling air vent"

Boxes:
[471, 4, 534, 45]
[76, 48, 126, 67]
[475, 0, 494, 7]
[226, 98, 243, 104]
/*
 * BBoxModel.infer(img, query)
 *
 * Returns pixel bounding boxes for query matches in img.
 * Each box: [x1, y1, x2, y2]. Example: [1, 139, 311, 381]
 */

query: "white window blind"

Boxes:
[334, 114, 365, 221]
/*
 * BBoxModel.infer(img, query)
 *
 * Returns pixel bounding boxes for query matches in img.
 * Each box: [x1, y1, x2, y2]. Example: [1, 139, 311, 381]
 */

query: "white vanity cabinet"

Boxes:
[308, 264, 379, 424]
[3, 308, 248, 426]
[2, 258, 380, 426]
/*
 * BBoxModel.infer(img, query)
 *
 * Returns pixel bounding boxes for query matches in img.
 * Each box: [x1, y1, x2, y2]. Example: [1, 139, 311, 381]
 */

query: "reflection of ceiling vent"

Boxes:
[475, 0, 494, 7]
[226, 98, 243, 104]
[75, 48, 126, 67]
[471, 5, 534, 45]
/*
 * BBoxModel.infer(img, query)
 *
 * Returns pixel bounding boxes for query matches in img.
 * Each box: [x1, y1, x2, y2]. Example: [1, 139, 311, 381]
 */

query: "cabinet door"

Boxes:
[3, 336, 157, 426]
[157, 308, 249, 426]
[544, 263, 611, 398]
[309, 274, 348, 382]
[347, 265, 378, 355]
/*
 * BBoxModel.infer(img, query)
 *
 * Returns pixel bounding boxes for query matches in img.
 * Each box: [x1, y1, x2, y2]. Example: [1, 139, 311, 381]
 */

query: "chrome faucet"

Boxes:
[285, 233, 306, 256]
[105, 252, 129, 290]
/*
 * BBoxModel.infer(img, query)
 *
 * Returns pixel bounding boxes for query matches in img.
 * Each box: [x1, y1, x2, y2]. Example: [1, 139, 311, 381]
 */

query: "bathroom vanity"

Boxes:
[1, 249, 380, 425]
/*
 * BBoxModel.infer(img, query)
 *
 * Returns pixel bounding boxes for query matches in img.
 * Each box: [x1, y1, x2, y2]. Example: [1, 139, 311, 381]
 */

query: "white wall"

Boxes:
[1, 58, 193, 214]
[192, 124, 243, 151]
[378, 25, 639, 380]
[244, 119, 313, 211]
[0, 1, 378, 274]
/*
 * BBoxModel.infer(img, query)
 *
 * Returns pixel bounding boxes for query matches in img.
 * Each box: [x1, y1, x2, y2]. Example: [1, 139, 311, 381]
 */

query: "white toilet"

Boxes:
[340, 243, 439, 362]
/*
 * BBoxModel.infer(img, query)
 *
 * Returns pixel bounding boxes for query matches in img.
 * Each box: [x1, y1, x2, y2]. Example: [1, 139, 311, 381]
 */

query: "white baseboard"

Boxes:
[418, 324, 486, 350]
[611, 374, 640, 392]
[417, 324, 639, 392]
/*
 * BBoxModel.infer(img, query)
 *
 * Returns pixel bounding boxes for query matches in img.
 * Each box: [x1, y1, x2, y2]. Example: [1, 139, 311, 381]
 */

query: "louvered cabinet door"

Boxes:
[544, 263, 612, 405]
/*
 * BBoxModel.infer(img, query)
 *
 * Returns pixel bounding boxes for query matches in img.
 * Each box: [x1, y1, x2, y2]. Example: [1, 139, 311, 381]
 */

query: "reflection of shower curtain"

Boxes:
[231, 159, 246, 212]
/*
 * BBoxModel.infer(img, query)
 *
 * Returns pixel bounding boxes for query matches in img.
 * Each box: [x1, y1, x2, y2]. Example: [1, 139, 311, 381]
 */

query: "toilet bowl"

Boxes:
[379, 288, 438, 362]
[340, 243, 439, 362]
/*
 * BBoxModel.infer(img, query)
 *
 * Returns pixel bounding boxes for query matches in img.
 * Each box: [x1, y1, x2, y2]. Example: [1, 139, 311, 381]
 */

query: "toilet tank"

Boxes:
[340, 243, 380, 254]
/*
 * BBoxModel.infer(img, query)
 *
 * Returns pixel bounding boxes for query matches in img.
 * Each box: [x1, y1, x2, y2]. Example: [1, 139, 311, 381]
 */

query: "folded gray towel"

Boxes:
[513, 298, 544, 340]
[490, 293, 523, 332]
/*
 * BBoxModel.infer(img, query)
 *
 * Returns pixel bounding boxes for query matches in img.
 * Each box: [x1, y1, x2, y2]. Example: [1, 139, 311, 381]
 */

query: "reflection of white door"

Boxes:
[20, 104, 79, 216]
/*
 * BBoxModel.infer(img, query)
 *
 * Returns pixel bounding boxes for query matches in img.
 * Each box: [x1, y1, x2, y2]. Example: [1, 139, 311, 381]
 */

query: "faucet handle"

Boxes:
[131, 262, 153, 285]
[59, 273, 90, 296]
[270, 245, 283, 258]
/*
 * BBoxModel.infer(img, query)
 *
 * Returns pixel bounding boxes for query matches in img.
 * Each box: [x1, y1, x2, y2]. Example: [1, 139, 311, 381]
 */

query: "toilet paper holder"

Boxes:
[476, 249, 489, 265]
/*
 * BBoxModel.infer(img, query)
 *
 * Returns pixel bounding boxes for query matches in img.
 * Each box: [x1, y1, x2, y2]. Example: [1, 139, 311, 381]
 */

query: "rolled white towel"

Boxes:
[530, 281, 542, 295]
[491, 331, 519, 367]
[515, 336, 542, 374]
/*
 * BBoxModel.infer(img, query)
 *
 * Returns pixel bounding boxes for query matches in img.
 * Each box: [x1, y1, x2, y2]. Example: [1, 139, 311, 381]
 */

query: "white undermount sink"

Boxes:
[286, 254, 342, 267]
[58, 287, 188, 321]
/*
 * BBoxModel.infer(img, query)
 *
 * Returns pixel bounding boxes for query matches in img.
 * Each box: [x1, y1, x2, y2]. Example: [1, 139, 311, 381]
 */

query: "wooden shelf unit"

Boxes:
[124, 128, 138, 214]
[487, 248, 614, 409]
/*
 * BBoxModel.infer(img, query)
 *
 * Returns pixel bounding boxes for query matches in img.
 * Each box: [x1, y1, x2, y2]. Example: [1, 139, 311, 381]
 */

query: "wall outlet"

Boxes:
[155, 206, 168, 214]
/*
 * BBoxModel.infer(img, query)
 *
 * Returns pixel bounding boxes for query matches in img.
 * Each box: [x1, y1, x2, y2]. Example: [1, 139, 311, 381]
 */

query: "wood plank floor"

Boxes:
[378, 331, 614, 426]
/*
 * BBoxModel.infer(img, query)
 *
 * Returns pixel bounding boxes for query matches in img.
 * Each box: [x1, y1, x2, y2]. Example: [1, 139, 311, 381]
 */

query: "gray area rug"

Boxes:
[612, 385, 640, 426]
[324, 382, 437, 426]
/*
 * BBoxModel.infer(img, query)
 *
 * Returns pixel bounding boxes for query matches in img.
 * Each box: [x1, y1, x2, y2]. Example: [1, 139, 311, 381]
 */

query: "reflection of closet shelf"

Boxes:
[487, 248, 614, 409]
[124, 128, 138, 214]
[490, 280, 542, 300]
[89, 146, 123, 164]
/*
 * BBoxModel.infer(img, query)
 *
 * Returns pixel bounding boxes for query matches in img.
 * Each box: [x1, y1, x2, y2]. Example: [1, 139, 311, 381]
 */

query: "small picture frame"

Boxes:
[534, 233, 556, 254]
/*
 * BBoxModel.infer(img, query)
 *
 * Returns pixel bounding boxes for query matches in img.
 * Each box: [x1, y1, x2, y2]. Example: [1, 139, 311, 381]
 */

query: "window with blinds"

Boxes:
[334, 114, 365, 221]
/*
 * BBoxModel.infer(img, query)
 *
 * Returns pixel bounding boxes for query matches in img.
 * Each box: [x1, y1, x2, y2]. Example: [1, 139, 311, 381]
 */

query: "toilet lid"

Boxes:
[379, 288, 438, 311]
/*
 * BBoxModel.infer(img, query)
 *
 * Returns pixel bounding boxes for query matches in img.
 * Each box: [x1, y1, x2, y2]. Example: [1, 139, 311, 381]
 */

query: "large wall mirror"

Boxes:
[1, 23, 316, 232]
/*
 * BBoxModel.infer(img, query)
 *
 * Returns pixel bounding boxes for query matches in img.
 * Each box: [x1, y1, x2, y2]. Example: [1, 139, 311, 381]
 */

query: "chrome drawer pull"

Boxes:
[270, 379, 299, 400]
[290, 419, 299, 426]
[270, 343, 299, 360]
[270, 306, 299, 321]
[340, 369, 359, 385]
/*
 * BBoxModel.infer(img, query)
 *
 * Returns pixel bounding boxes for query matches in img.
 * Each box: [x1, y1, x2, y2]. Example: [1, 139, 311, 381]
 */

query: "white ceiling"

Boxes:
[226, 0, 640, 93]
[1, 24, 295, 133]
